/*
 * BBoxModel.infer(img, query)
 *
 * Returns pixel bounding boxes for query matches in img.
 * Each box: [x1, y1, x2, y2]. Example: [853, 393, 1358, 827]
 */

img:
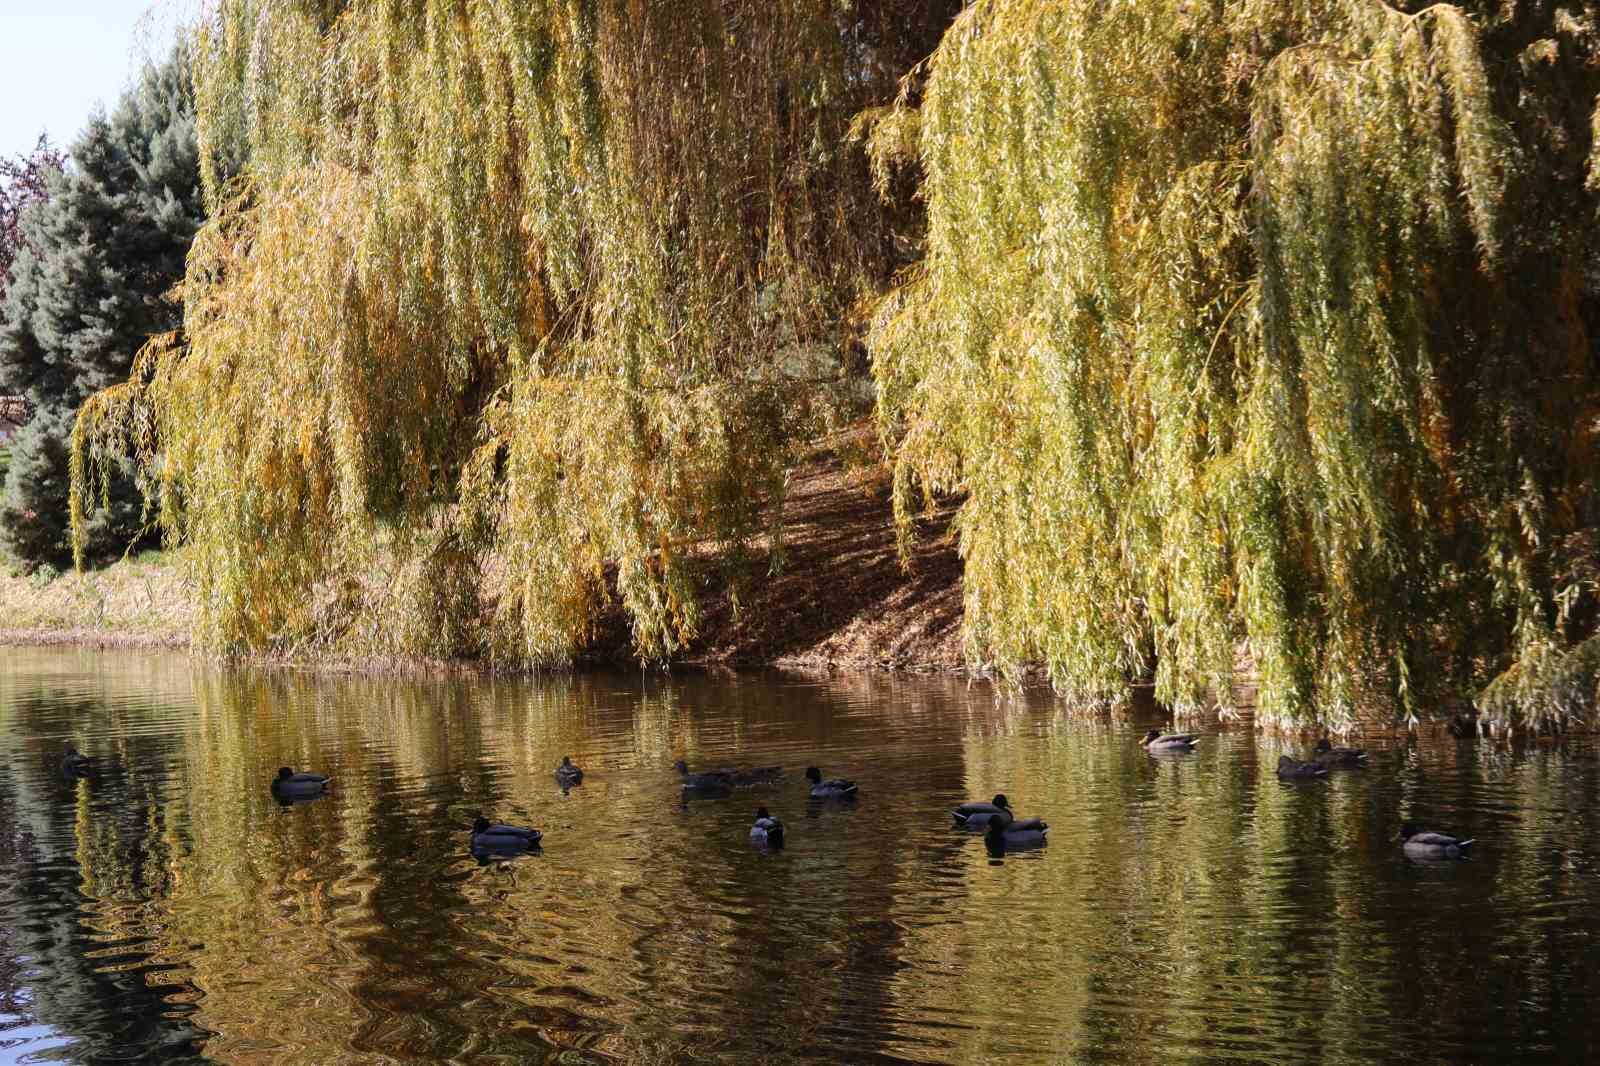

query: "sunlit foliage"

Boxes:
[77, 0, 953, 663]
[871, 0, 1600, 728]
[75, 0, 1600, 729]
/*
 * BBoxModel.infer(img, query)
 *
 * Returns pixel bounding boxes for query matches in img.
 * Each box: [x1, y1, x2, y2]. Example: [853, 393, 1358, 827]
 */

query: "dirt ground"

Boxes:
[571, 428, 970, 674]
[677, 446, 967, 673]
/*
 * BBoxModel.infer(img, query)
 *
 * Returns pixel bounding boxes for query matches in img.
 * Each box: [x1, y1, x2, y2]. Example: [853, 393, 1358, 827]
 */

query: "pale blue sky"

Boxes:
[1, 1, 182, 160]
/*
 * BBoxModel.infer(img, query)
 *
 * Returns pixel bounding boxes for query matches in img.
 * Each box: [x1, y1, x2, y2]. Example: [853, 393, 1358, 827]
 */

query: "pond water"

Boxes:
[0, 646, 1597, 1064]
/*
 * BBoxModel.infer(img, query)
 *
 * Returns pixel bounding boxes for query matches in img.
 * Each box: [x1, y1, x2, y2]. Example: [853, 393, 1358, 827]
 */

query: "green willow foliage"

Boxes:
[76, 0, 952, 663]
[871, 0, 1600, 727]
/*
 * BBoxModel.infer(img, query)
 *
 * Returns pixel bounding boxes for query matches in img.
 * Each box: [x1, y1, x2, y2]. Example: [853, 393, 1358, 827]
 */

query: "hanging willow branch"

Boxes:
[872, 0, 1600, 729]
[73, 0, 954, 664]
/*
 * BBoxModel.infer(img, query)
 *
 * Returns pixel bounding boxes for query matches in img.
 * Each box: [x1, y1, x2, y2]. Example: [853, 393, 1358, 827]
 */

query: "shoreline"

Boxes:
[0, 625, 991, 682]
[0, 627, 189, 651]
[0, 439, 1532, 738]
[0, 626, 1546, 740]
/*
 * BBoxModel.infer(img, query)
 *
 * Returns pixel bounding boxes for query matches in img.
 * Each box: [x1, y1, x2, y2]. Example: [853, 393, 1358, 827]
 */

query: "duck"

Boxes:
[271, 767, 331, 797]
[555, 756, 584, 787]
[1313, 737, 1368, 768]
[1276, 754, 1329, 780]
[471, 816, 542, 852]
[1141, 729, 1200, 752]
[804, 766, 858, 799]
[749, 806, 785, 848]
[674, 760, 734, 793]
[60, 745, 94, 776]
[984, 812, 1048, 853]
[674, 760, 782, 790]
[1399, 823, 1474, 860]
[728, 765, 784, 787]
[952, 794, 1012, 829]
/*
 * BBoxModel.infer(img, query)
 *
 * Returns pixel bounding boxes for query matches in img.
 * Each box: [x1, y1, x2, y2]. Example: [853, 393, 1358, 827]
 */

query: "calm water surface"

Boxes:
[0, 646, 1597, 1064]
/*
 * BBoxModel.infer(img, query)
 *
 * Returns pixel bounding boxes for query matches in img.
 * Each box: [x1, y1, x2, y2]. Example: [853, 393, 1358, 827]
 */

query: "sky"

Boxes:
[1, 1, 183, 160]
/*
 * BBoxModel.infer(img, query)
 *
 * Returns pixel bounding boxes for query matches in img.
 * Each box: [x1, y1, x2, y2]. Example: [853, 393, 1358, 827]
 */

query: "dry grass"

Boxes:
[0, 549, 193, 648]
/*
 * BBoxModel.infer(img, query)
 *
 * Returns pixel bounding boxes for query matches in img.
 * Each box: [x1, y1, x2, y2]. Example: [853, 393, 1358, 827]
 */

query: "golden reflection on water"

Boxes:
[1, 646, 1599, 1064]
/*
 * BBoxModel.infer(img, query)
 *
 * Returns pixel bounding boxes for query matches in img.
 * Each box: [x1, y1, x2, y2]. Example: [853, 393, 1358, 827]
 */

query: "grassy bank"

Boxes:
[0, 549, 193, 649]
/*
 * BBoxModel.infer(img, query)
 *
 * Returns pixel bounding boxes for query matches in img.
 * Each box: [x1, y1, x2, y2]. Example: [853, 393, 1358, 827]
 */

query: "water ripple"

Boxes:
[1, 650, 1598, 1062]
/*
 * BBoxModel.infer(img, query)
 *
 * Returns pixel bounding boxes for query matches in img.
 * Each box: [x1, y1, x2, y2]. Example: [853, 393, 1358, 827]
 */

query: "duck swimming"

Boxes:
[1141, 729, 1200, 752]
[750, 806, 785, 848]
[1399, 823, 1474, 860]
[984, 812, 1048, 853]
[472, 816, 542, 852]
[728, 765, 784, 787]
[804, 766, 858, 799]
[555, 756, 584, 786]
[953, 794, 1012, 829]
[1276, 754, 1329, 779]
[674, 760, 734, 794]
[271, 767, 330, 797]
[1314, 737, 1368, 768]
[675, 760, 782, 791]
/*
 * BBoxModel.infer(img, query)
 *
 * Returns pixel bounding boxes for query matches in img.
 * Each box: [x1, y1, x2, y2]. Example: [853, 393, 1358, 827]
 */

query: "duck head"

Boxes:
[755, 806, 772, 821]
[984, 813, 1007, 840]
[276, 767, 294, 782]
[561, 756, 574, 768]
[673, 759, 689, 775]
[991, 794, 1010, 810]
[1398, 822, 1420, 842]
[1315, 737, 1332, 753]
[1141, 729, 1162, 746]
[473, 816, 491, 834]
[805, 766, 822, 784]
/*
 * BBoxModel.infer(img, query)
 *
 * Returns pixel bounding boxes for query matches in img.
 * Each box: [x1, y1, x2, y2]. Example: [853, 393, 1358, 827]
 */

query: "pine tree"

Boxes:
[0, 405, 73, 565]
[0, 48, 203, 568]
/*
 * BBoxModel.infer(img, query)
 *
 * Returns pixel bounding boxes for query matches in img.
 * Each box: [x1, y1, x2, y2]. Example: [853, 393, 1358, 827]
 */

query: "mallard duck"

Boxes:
[804, 766, 858, 799]
[60, 745, 94, 776]
[555, 756, 584, 786]
[952, 794, 1012, 829]
[728, 765, 784, 787]
[271, 767, 330, 797]
[1276, 754, 1329, 780]
[1141, 729, 1200, 752]
[1314, 737, 1368, 768]
[750, 806, 785, 848]
[674, 760, 734, 793]
[985, 812, 1048, 852]
[471, 816, 542, 852]
[1399, 823, 1474, 860]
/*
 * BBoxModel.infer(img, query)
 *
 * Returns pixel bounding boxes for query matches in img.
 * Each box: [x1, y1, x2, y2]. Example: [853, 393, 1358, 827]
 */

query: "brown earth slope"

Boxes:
[676, 447, 966, 672]
[576, 429, 969, 673]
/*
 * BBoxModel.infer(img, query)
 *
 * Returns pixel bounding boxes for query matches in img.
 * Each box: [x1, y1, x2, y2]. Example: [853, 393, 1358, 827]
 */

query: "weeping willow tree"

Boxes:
[73, 0, 955, 664]
[869, 0, 1600, 728]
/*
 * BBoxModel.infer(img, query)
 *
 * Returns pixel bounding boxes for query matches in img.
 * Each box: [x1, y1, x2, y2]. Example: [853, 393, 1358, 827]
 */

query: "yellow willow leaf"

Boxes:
[75, 0, 945, 666]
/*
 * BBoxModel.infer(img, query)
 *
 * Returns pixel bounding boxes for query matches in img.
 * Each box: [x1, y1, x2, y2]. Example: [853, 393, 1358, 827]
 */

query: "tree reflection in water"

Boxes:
[0, 646, 1596, 1063]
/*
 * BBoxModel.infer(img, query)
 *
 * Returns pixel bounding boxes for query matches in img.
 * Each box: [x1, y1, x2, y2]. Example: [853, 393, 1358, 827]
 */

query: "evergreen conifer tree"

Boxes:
[0, 48, 203, 568]
[0, 405, 73, 565]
